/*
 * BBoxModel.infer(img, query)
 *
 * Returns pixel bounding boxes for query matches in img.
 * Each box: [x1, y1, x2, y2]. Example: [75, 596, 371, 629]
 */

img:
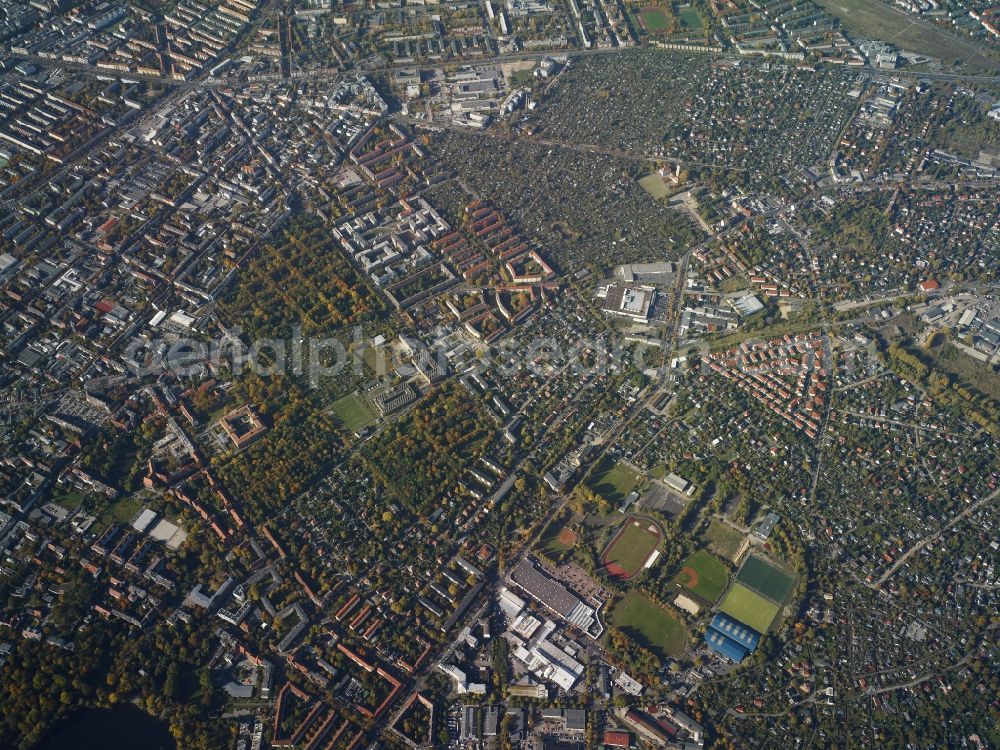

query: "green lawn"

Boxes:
[98, 495, 143, 528]
[674, 549, 729, 603]
[736, 555, 795, 603]
[509, 69, 535, 86]
[538, 509, 578, 556]
[331, 392, 376, 433]
[206, 402, 232, 425]
[602, 517, 661, 579]
[587, 457, 641, 503]
[702, 518, 745, 562]
[719, 583, 781, 633]
[609, 591, 688, 658]
[677, 6, 703, 29]
[638, 173, 671, 200]
[639, 7, 670, 32]
[717, 275, 751, 294]
[545, 528, 575, 554]
[51, 490, 87, 510]
[930, 342, 1000, 403]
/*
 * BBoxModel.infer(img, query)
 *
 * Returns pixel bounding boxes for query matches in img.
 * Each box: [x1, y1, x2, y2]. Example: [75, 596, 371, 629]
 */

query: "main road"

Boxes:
[19, 39, 1000, 97]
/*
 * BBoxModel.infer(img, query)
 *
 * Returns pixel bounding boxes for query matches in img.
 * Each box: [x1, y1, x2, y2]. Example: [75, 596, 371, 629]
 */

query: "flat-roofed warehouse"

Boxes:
[600, 284, 656, 323]
[510, 558, 596, 633]
[616, 262, 675, 284]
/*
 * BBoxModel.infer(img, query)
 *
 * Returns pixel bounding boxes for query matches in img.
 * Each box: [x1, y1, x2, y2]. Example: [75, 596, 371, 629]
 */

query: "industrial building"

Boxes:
[509, 558, 599, 634]
[599, 284, 656, 323]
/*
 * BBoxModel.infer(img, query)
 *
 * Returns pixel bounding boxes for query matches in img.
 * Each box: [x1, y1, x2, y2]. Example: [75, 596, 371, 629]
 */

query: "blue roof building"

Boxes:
[705, 629, 749, 662]
[704, 613, 762, 663]
[710, 613, 762, 650]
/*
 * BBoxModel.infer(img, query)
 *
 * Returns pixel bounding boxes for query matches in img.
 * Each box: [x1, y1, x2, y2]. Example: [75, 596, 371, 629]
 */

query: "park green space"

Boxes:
[509, 69, 534, 86]
[587, 457, 641, 503]
[97, 495, 143, 528]
[50, 489, 87, 510]
[639, 173, 671, 200]
[922, 340, 1000, 403]
[677, 6, 703, 29]
[719, 583, 781, 633]
[639, 7, 670, 31]
[674, 549, 729, 603]
[331, 392, 376, 432]
[702, 517, 745, 562]
[609, 590, 688, 658]
[538, 508, 578, 556]
[737, 555, 795, 602]
[602, 517, 661, 578]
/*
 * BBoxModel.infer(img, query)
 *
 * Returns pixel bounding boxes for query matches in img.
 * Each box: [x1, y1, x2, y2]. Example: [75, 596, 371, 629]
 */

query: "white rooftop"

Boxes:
[131, 508, 157, 533]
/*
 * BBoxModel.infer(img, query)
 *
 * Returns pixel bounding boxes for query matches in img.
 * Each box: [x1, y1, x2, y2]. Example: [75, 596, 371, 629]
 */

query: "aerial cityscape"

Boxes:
[0, 0, 997, 748]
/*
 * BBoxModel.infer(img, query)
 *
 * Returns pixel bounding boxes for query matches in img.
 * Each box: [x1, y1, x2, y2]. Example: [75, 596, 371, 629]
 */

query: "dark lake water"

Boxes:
[36, 704, 175, 750]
